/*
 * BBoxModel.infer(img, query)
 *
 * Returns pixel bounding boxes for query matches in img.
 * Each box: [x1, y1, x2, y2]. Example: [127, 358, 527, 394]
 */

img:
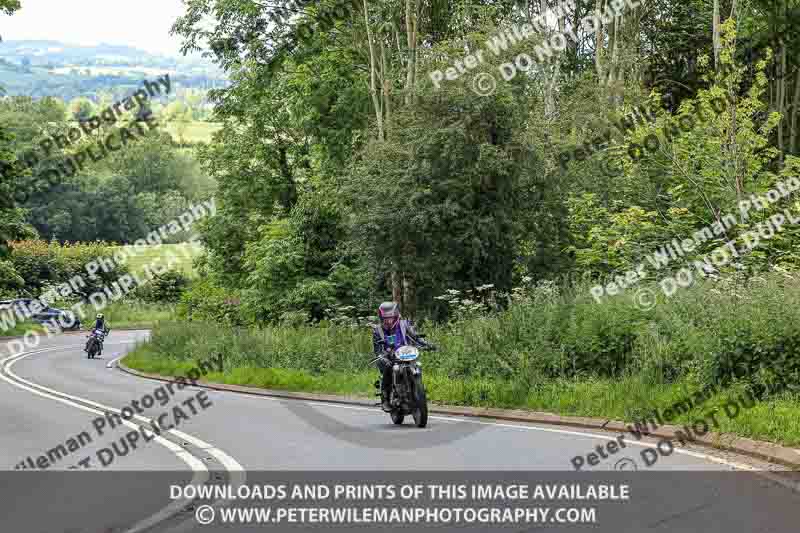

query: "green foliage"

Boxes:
[8, 240, 129, 300]
[171, 0, 800, 330]
[0, 94, 213, 244]
[0, 1, 20, 15]
[68, 97, 95, 121]
[177, 277, 247, 327]
[0, 258, 24, 294]
[239, 192, 358, 323]
[132, 271, 800, 397]
[133, 269, 190, 303]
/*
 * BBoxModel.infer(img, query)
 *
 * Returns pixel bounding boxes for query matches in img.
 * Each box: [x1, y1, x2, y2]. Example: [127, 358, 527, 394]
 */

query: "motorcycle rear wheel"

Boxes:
[390, 412, 404, 425]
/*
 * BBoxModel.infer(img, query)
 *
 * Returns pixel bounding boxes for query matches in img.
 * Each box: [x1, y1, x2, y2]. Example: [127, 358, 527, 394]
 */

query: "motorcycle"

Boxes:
[85, 329, 104, 359]
[372, 338, 429, 428]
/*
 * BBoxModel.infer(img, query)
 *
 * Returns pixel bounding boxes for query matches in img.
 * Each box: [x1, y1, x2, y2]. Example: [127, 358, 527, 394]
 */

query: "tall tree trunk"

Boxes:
[401, 242, 416, 318]
[404, 0, 418, 107]
[778, 43, 786, 163]
[363, 0, 385, 140]
[540, 0, 556, 118]
[402, 271, 416, 318]
[712, 0, 721, 70]
[790, 68, 800, 153]
[594, 0, 606, 84]
[381, 40, 392, 122]
[607, 11, 622, 106]
[391, 270, 402, 303]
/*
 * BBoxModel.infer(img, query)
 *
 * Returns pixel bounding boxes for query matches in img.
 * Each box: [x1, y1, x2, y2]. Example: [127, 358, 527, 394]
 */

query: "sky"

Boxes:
[0, 0, 191, 56]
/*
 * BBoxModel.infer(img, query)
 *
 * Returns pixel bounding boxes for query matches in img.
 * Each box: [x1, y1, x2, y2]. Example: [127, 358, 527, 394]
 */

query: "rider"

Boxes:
[91, 313, 110, 355]
[372, 302, 433, 411]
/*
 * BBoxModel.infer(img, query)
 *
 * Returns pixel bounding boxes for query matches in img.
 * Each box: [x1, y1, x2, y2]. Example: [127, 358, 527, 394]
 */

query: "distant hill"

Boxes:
[0, 40, 228, 101]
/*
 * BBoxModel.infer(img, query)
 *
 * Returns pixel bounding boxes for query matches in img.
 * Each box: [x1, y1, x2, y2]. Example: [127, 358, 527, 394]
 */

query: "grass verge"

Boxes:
[121, 274, 800, 448]
[0, 320, 45, 338]
[124, 336, 800, 448]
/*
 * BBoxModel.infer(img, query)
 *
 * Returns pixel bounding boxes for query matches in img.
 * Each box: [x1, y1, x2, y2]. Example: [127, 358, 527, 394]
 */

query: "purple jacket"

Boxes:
[372, 319, 427, 355]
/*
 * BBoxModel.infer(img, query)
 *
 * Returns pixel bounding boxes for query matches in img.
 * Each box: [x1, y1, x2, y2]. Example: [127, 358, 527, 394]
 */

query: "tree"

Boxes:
[165, 101, 192, 143]
[0, 0, 20, 15]
[68, 97, 96, 121]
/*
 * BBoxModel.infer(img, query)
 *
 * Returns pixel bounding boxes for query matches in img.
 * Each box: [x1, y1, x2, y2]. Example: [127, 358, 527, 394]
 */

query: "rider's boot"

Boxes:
[381, 370, 392, 411]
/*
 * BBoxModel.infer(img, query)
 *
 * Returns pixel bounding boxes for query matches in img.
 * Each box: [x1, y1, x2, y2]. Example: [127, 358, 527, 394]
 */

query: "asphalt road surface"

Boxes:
[2, 330, 799, 533]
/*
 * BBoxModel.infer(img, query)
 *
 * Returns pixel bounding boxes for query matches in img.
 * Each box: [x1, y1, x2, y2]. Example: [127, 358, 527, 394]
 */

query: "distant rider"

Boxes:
[91, 313, 110, 355]
[372, 302, 434, 411]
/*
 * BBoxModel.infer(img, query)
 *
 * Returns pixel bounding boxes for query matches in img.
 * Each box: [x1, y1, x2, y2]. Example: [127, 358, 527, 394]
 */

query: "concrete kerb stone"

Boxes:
[116, 355, 800, 469]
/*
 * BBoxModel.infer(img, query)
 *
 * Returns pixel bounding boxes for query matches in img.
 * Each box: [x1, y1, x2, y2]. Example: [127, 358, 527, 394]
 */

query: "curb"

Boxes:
[117, 358, 800, 469]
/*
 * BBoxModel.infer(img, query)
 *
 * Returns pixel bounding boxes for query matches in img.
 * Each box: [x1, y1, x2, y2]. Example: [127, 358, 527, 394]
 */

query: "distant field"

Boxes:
[111, 243, 204, 278]
[50, 66, 179, 77]
[165, 121, 222, 144]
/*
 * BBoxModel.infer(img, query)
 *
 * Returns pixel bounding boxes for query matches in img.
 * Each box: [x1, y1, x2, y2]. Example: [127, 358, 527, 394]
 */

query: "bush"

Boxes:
[0, 259, 24, 294]
[133, 270, 189, 303]
[9, 240, 130, 300]
[177, 278, 247, 326]
[150, 273, 800, 402]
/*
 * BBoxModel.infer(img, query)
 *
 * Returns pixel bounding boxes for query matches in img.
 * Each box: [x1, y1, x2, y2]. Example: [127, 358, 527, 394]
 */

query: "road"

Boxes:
[1, 330, 799, 532]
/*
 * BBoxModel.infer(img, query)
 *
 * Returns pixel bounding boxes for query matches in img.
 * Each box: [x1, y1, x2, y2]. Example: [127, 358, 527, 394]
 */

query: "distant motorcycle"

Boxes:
[372, 340, 429, 428]
[85, 329, 104, 359]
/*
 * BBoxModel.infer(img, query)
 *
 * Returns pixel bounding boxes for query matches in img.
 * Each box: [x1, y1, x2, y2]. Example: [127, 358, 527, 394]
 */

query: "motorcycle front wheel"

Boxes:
[390, 412, 404, 425]
[412, 376, 428, 428]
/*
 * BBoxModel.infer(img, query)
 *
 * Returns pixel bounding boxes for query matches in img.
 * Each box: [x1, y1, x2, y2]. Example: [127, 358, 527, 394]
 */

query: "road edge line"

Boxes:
[117, 358, 800, 470]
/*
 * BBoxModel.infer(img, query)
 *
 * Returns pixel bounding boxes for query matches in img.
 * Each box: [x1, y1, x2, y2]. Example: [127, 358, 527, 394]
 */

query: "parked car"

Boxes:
[0, 298, 81, 331]
[33, 307, 81, 331]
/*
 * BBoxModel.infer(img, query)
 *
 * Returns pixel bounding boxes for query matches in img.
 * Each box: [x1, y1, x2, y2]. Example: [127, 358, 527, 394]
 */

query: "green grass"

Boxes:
[124, 341, 800, 447]
[110, 243, 203, 278]
[121, 274, 800, 448]
[165, 121, 222, 144]
[125, 344, 373, 396]
[101, 301, 178, 329]
[1, 320, 45, 338]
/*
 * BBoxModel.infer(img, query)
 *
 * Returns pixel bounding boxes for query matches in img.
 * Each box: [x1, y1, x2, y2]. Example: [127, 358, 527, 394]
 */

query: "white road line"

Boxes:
[106, 353, 127, 368]
[0, 339, 247, 532]
[253, 395, 757, 470]
[122, 370, 760, 471]
[43, 338, 760, 473]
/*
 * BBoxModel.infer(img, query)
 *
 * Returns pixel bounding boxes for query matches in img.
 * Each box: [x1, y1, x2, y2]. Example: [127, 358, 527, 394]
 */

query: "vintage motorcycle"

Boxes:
[372, 337, 429, 428]
[85, 329, 104, 359]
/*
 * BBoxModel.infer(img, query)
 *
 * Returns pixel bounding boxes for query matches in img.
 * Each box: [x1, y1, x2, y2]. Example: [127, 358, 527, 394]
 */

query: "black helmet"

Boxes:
[378, 301, 400, 329]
